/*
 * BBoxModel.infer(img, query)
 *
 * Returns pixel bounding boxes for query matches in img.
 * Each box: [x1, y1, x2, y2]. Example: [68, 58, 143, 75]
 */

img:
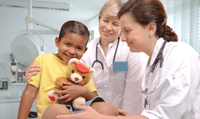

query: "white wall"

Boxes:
[0, 6, 89, 119]
[88, 15, 100, 40]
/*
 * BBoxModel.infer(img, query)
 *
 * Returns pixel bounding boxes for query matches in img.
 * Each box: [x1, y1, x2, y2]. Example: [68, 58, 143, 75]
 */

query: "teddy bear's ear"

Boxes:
[68, 58, 79, 65]
[89, 68, 95, 77]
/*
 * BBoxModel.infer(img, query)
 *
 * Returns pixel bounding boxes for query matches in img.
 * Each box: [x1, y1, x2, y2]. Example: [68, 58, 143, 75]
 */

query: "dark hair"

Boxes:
[59, 20, 90, 45]
[118, 0, 178, 42]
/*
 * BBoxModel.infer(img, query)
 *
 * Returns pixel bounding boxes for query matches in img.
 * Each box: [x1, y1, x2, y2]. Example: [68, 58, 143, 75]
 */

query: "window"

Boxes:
[198, 6, 200, 53]
[160, 0, 200, 53]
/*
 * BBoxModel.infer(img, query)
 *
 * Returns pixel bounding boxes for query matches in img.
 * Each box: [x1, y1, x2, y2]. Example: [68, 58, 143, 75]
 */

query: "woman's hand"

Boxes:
[54, 82, 87, 103]
[25, 62, 40, 81]
[118, 109, 130, 116]
[56, 105, 103, 119]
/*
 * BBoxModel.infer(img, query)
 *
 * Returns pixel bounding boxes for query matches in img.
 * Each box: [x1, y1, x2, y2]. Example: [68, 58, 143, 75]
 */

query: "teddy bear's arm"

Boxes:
[55, 77, 68, 90]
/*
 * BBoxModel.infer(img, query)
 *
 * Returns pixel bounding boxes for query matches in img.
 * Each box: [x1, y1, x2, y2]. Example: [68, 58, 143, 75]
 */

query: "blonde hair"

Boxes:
[99, 0, 124, 19]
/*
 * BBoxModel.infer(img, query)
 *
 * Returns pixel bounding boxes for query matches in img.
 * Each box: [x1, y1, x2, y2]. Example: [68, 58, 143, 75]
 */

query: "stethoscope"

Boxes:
[91, 37, 120, 88]
[92, 37, 120, 69]
[141, 40, 167, 107]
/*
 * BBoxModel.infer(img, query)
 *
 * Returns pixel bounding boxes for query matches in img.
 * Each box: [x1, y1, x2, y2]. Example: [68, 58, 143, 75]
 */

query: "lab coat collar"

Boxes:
[96, 37, 120, 67]
[96, 37, 119, 48]
[95, 37, 103, 50]
[94, 37, 101, 46]
[148, 37, 165, 67]
[108, 38, 119, 48]
[108, 38, 120, 67]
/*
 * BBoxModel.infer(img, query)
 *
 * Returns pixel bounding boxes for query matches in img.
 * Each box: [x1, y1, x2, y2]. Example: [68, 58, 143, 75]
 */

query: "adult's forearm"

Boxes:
[103, 115, 148, 119]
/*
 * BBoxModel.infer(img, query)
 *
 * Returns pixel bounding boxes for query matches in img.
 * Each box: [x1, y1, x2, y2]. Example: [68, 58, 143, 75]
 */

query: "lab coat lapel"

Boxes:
[107, 39, 119, 68]
[149, 38, 165, 67]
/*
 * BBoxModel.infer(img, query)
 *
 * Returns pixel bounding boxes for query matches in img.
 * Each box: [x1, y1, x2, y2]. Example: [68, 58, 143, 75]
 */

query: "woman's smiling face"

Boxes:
[99, 15, 121, 42]
[120, 13, 149, 53]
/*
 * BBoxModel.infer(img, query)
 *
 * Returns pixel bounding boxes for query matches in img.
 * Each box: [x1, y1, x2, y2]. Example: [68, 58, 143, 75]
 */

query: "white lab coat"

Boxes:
[141, 38, 200, 119]
[81, 37, 147, 115]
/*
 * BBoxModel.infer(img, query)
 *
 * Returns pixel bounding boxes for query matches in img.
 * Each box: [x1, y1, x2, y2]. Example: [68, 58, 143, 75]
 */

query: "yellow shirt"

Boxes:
[28, 52, 96, 119]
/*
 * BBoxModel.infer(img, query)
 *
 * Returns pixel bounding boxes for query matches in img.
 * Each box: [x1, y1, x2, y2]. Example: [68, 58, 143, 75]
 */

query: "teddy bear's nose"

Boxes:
[75, 77, 79, 81]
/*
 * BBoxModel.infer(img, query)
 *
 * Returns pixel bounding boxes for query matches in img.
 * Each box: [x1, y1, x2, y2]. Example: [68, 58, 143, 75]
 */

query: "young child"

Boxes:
[17, 21, 118, 119]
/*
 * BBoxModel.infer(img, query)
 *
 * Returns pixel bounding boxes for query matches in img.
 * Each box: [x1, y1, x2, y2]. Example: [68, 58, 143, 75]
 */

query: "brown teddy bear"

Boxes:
[48, 58, 95, 106]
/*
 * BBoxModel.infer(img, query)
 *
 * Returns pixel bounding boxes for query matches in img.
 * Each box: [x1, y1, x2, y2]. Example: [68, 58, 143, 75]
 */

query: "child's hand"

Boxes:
[118, 109, 130, 116]
[54, 82, 87, 103]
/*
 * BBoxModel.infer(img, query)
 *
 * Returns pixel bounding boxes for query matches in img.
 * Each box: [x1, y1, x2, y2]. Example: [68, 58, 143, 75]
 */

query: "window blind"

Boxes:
[160, 0, 200, 53]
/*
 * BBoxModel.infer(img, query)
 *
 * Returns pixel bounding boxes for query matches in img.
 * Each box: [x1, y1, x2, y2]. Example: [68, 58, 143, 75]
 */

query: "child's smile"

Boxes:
[55, 31, 87, 63]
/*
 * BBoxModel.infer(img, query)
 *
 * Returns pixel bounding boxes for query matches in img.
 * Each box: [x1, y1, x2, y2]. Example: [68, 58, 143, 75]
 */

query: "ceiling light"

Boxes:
[0, 1, 70, 11]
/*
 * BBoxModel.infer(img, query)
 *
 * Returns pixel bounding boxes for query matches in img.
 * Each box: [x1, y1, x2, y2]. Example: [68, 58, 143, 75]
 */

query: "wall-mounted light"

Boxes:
[11, 30, 45, 66]
[10, 0, 59, 66]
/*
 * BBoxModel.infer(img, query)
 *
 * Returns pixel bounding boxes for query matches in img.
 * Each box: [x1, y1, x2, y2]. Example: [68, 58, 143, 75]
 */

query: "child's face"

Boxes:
[55, 31, 87, 63]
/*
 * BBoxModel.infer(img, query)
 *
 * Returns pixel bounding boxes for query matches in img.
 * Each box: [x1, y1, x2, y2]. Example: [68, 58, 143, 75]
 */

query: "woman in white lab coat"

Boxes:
[25, 0, 147, 115]
[56, 0, 200, 119]
[80, 0, 147, 115]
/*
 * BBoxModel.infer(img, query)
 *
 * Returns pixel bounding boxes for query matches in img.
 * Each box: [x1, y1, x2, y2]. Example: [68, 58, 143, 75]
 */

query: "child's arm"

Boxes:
[55, 82, 97, 103]
[81, 88, 97, 100]
[18, 84, 38, 119]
